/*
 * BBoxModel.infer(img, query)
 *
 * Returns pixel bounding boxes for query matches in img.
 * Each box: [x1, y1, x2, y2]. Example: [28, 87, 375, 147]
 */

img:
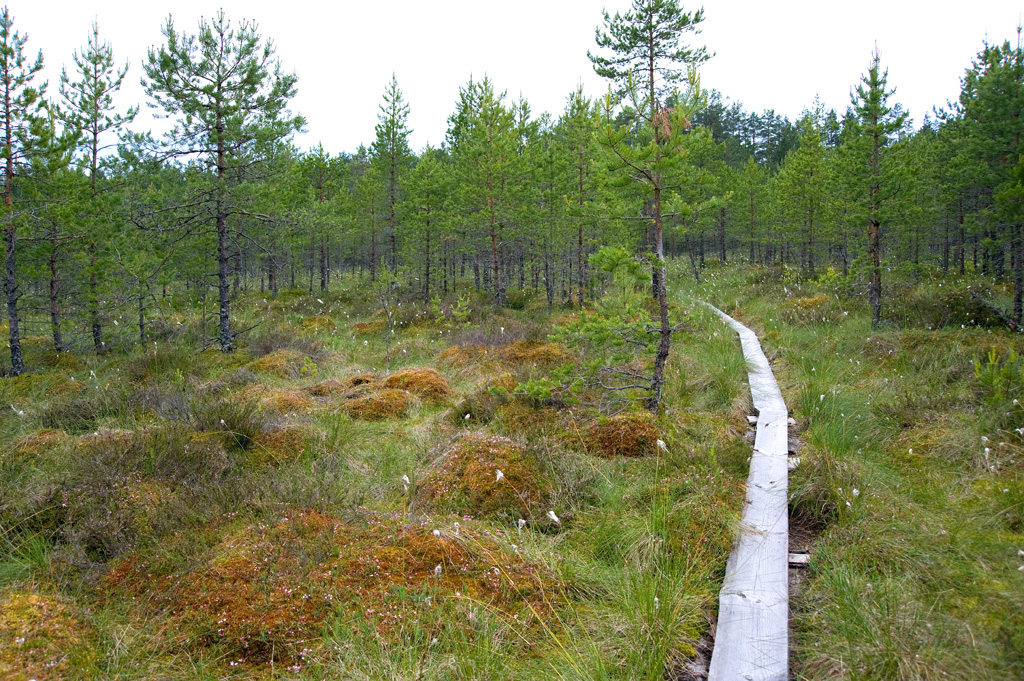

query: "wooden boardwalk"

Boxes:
[705, 305, 789, 681]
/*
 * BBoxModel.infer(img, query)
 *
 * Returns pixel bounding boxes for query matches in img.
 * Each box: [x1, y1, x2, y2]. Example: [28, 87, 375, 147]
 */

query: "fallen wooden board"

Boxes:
[705, 305, 789, 681]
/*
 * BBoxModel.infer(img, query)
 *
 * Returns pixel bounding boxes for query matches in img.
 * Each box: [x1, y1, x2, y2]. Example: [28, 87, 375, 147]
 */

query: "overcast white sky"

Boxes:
[10, 1, 1023, 155]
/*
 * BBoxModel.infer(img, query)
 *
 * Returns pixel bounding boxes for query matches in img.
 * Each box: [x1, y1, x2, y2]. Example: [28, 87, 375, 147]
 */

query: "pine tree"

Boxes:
[1, 7, 48, 376]
[142, 10, 303, 351]
[848, 48, 908, 327]
[589, 0, 710, 414]
[60, 20, 137, 353]
[959, 36, 1024, 322]
[370, 75, 412, 273]
[777, 106, 830, 277]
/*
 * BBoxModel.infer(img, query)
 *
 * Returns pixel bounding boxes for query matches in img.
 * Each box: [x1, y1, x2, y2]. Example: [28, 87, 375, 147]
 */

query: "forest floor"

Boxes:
[1, 262, 1021, 680]
[0, 264, 755, 681]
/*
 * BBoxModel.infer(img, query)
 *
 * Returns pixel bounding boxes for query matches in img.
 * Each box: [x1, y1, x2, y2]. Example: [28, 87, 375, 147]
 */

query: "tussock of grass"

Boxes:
[103, 509, 562, 666]
[586, 411, 660, 458]
[381, 367, 453, 401]
[343, 387, 415, 420]
[417, 432, 551, 521]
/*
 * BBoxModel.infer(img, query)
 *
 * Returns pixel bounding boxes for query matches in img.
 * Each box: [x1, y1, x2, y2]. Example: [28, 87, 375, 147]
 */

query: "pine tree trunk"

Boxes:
[49, 233, 66, 353]
[89, 246, 103, 353]
[719, 206, 726, 264]
[1014, 221, 1023, 325]
[648, 180, 671, 415]
[138, 289, 146, 344]
[868, 219, 881, 327]
[4, 217, 23, 376]
[423, 224, 431, 307]
[320, 238, 327, 292]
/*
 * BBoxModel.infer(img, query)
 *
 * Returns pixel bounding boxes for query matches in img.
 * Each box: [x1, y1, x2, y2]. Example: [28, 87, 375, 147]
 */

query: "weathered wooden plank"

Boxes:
[705, 305, 789, 681]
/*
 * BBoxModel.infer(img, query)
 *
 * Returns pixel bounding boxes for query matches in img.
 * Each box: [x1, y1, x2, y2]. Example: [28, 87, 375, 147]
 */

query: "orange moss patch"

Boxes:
[343, 388, 414, 420]
[75, 428, 135, 454]
[259, 388, 314, 414]
[46, 377, 85, 397]
[300, 315, 336, 332]
[499, 341, 574, 367]
[104, 510, 560, 665]
[306, 378, 347, 396]
[0, 590, 95, 680]
[8, 429, 68, 457]
[417, 432, 550, 519]
[497, 403, 566, 436]
[248, 349, 304, 378]
[251, 426, 308, 465]
[586, 411, 659, 458]
[791, 293, 830, 309]
[488, 373, 520, 393]
[352, 321, 383, 334]
[381, 367, 453, 401]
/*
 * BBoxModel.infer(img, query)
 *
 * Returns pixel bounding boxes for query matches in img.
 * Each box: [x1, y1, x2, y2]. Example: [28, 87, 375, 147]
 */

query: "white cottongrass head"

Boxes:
[495, 469, 505, 482]
[852, 488, 860, 497]
[434, 564, 442, 578]
[401, 474, 411, 485]
[433, 529, 441, 537]
[517, 519, 527, 530]
[546, 510, 561, 525]
[657, 439, 668, 453]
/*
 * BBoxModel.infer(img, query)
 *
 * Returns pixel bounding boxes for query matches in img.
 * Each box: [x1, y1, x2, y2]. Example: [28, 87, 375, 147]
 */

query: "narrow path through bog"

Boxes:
[704, 305, 789, 681]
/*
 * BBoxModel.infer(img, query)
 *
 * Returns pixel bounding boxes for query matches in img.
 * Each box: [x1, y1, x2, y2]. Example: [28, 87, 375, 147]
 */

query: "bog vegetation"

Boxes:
[1, 1, 1023, 679]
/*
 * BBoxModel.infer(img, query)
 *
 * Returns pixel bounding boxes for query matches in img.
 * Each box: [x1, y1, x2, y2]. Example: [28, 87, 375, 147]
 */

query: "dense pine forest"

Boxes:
[2, 2, 1023, 680]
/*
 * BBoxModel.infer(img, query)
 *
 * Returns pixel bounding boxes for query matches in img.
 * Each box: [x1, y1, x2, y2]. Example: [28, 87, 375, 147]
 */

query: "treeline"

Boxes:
[2, 4, 1023, 377]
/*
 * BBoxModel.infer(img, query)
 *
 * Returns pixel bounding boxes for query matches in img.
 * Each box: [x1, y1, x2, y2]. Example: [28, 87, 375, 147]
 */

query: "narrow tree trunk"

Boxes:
[868, 219, 881, 327]
[4, 208, 22, 375]
[648, 180, 671, 415]
[138, 289, 146, 344]
[319, 238, 327, 292]
[89, 246, 103, 354]
[942, 210, 950, 272]
[748, 190, 756, 263]
[718, 206, 726, 265]
[1014, 221, 1023, 325]
[48, 231, 66, 353]
[423, 223, 431, 307]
